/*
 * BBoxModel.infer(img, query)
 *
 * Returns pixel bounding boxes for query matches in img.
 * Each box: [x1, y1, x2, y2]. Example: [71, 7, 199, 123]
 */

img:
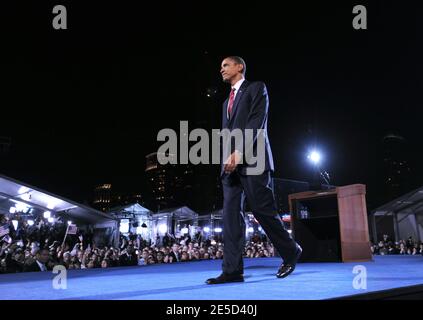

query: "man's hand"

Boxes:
[224, 150, 243, 174]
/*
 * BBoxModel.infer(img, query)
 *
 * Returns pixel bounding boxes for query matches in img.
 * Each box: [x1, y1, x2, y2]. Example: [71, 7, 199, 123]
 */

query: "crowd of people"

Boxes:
[2, 213, 422, 274]
[370, 235, 423, 255]
[0, 213, 275, 274]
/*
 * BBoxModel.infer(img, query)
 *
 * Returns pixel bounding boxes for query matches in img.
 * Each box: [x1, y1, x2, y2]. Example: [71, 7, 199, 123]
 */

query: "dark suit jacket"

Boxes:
[221, 80, 274, 176]
[169, 251, 180, 262]
[23, 261, 45, 272]
[119, 253, 138, 266]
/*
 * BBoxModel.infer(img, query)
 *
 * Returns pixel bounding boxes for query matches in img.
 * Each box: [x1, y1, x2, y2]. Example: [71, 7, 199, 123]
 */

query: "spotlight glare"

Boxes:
[12, 220, 18, 230]
[308, 150, 321, 164]
[14, 201, 30, 212]
[119, 220, 129, 233]
[158, 224, 168, 234]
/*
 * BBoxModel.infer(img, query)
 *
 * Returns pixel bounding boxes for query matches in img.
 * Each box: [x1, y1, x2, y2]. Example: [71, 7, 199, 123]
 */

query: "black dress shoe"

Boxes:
[276, 244, 302, 279]
[276, 264, 296, 278]
[206, 273, 244, 285]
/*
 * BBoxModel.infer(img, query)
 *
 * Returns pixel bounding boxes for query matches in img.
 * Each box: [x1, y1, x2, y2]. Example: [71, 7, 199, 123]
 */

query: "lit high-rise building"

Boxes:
[382, 134, 412, 200]
[145, 152, 193, 210]
[93, 184, 113, 212]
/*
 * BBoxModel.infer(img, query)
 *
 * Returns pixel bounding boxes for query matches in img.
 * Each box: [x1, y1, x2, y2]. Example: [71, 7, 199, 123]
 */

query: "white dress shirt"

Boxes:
[36, 260, 47, 272]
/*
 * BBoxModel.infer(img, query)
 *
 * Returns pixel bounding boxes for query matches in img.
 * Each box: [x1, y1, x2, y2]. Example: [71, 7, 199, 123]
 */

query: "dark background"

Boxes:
[0, 1, 421, 210]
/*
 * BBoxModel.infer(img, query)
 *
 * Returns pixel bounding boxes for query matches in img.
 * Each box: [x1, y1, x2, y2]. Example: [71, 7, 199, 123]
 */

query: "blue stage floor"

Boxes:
[1, 256, 422, 300]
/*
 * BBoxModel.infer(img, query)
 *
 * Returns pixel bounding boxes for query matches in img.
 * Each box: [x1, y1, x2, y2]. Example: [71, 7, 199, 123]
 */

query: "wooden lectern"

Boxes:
[288, 184, 372, 262]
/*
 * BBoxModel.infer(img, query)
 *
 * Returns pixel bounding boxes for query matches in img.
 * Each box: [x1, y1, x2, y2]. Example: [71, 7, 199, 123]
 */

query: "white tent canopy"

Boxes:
[109, 203, 152, 216]
[0, 174, 116, 225]
[109, 203, 152, 238]
[154, 206, 198, 220]
[370, 186, 423, 242]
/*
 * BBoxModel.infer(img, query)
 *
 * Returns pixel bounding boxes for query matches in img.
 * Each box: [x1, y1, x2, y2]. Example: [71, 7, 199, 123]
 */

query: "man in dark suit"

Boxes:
[119, 245, 138, 266]
[206, 56, 302, 284]
[24, 248, 50, 272]
[169, 243, 181, 262]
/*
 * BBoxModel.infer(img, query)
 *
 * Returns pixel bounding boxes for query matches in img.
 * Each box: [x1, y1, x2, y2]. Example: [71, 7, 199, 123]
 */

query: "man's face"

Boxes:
[37, 250, 50, 264]
[147, 256, 155, 264]
[220, 58, 243, 83]
[14, 252, 24, 263]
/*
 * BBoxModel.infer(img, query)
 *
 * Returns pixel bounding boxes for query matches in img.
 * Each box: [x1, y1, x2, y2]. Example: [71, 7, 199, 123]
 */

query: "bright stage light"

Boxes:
[203, 227, 210, 233]
[119, 219, 129, 233]
[9, 207, 16, 214]
[158, 224, 168, 235]
[181, 227, 189, 235]
[67, 221, 72, 225]
[308, 150, 321, 165]
[214, 227, 222, 233]
[20, 193, 31, 202]
[12, 220, 18, 230]
[48, 217, 55, 223]
[43, 211, 51, 219]
[18, 186, 30, 194]
[27, 220, 34, 226]
[14, 201, 30, 213]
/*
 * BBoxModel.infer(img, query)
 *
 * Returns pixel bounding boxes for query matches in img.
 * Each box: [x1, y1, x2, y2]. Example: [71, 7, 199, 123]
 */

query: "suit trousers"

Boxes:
[221, 170, 297, 275]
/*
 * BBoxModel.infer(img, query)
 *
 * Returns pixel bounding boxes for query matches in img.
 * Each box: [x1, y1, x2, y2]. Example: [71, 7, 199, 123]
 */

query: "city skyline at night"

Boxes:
[0, 1, 421, 211]
[2, 1, 423, 303]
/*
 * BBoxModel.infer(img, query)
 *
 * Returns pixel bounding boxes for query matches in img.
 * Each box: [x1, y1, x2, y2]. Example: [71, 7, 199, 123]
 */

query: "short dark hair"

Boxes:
[36, 248, 50, 256]
[226, 56, 246, 75]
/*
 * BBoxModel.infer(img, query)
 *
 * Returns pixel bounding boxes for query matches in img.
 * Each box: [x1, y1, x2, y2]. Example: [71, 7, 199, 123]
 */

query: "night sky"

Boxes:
[0, 1, 421, 209]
